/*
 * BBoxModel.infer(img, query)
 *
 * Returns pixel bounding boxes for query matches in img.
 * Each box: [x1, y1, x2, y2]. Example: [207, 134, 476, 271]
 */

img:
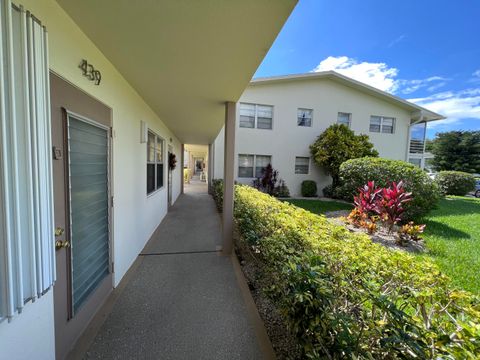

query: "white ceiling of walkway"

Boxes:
[56, 0, 297, 144]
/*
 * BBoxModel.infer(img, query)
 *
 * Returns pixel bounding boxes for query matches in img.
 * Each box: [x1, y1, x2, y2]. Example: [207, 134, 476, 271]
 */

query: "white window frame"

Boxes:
[369, 115, 396, 134]
[147, 130, 165, 195]
[337, 112, 351, 128]
[237, 154, 272, 178]
[239, 102, 273, 130]
[295, 157, 310, 174]
[297, 108, 313, 127]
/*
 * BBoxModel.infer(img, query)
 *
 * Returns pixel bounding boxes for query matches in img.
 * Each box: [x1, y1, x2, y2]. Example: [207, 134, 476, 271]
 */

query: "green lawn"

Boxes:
[284, 199, 353, 214]
[287, 197, 480, 295]
[419, 196, 480, 294]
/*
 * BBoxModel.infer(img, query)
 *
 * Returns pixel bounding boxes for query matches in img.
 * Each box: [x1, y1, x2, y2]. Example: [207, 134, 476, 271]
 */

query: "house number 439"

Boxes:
[79, 59, 102, 85]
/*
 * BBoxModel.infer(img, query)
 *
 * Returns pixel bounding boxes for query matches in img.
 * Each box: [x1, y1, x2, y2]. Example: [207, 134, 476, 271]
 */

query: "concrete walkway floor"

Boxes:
[82, 183, 268, 359]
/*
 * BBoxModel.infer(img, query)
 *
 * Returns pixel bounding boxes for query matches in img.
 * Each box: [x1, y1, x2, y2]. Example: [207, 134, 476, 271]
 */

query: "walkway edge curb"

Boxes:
[231, 254, 277, 360]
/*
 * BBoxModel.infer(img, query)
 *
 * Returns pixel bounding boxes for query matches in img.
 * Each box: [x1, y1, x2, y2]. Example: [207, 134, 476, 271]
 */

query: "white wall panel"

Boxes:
[0, 1, 54, 322]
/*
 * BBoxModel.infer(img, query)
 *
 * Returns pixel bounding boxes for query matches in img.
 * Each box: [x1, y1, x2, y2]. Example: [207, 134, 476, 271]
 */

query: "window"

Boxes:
[0, 5, 54, 321]
[147, 131, 164, 194]
[238, 154, 271, 178]
[255, 155, 271, 177]
[239, 103, 255, 128]
[409, 122, 427, 154]
[295, 157, 310, 174]
[408, 158, 422, 168]
[297, 108, 312, 127]
[238, 154, 254, 177]
[370, 116, 395, 133]
[239, 103, 273, 129]
[337, 112, 351, 127]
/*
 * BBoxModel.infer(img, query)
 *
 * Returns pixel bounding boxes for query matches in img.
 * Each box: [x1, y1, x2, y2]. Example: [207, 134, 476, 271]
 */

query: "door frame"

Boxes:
[50, 71, 114, 360]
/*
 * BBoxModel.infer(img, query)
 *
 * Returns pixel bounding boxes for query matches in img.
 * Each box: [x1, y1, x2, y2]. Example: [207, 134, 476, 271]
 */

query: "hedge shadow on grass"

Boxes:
[422, 220, 471, 240]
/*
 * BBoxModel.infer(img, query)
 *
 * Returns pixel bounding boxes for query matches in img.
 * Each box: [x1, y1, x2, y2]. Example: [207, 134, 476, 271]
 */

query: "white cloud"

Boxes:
[312, 56, 479, 130]
[312, 56, 399, 92]
[312, 56, 447, 95]
[470, 69, 480, 83]
[388, 34, 406, 48]
[409, 89, 480, 128]
[397, 76, 448, 94]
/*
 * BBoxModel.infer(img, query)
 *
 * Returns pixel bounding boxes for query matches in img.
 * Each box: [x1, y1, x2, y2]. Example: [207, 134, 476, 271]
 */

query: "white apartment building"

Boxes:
[212, 71, 444, 196]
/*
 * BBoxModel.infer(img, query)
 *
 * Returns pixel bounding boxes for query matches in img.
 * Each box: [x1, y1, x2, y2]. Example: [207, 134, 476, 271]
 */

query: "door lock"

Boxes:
[55, 227, 64, 237]
[55, 240, 70, 251]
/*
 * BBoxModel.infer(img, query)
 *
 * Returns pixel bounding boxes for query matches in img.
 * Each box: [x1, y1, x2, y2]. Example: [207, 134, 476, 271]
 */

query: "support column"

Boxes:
[207, 143, 213, 194]
[180, 144, 184, 194]
[222, 101, 236, 255]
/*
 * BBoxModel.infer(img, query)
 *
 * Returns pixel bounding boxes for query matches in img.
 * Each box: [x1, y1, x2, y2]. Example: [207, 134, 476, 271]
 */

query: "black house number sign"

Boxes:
[79, 59, 102, 85]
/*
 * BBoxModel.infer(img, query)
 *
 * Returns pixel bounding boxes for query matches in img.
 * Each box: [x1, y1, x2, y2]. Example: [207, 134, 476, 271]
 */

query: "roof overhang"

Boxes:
[55, 0, 297, 144]
[251, 71, 446, 123]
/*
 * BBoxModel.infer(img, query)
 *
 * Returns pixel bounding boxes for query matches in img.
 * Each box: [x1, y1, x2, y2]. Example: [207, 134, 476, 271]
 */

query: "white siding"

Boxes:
[1, 0, 182, 357]
[214, 78, 412, 196]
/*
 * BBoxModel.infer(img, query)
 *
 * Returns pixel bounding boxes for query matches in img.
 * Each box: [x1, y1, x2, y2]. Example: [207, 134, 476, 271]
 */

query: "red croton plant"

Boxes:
[347, 180, 425, 244]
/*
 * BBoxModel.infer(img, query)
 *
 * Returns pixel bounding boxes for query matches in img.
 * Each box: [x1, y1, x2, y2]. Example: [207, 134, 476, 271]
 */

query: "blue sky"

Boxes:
[254, 0, 480, 139]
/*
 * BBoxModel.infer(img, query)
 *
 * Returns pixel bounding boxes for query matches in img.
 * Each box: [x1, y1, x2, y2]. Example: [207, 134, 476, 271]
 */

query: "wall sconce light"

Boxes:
[140, 120, 148, 143]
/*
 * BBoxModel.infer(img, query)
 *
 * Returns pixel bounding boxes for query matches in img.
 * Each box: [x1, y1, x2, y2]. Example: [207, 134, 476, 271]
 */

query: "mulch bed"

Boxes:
[325, 210, 425, 253]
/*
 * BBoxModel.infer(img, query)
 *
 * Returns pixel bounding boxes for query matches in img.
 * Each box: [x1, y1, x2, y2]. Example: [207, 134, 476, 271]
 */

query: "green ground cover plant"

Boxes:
[234, 185, 480, 359]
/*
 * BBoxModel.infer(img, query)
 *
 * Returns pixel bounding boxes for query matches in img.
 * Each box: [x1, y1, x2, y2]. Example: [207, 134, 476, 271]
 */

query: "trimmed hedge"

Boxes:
[337, 157, 440, 220]
[435, 171, 476, 195]
[211, 179, 224, 212]
[234, 186, 480, 359]
[301, 180, 317, 197]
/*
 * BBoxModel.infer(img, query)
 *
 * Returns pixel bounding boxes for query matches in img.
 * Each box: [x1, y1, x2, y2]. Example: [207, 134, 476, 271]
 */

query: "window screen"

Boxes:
[255, 155, 271, 177]
[256, 105, 273, 129]
[238, 154, 254, 178]
[295, 157, 310, 174]
[147, 131, 164, 194]
[239, 103, 255, 128]
[337, 112, 351, 127]
[297, 108, 312, 127]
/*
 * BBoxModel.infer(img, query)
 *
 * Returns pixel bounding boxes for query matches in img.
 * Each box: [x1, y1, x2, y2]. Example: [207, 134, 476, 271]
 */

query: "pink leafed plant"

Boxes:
[353, 181, 382, 214]
[375, 181, 412, 232]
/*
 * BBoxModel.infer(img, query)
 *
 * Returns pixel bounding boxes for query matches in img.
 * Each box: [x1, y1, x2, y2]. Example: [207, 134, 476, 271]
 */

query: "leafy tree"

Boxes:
[429, 131, 480, 173]
[310, 124, 378, 187]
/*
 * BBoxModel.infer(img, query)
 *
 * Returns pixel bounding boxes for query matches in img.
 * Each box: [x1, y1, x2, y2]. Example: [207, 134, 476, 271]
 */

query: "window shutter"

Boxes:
[0, 1, 54, 322]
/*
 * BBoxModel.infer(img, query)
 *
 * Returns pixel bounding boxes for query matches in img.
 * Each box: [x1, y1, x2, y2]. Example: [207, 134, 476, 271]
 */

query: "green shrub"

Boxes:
[322, 184, 334, 198]
[275, 180, 290, 198]
[211, 179, 224, 212]
[234, 185, 480, 359]
[435, 171, 476, 195]
[310, 124, 378, 187]
[301, 180, 317, 197]
[337, 157, 440, 220]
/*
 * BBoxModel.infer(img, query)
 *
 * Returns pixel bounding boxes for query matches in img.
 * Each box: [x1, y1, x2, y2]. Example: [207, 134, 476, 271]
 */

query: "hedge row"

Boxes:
[211, 179, 224, 212]
[435, 171, 477, 196]
[337, 157, 440, 220]
[234, 185, 480, 359]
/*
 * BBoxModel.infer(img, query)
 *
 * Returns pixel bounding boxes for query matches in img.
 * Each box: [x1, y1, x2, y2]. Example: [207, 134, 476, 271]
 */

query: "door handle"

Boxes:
[55, 240, 70, 251]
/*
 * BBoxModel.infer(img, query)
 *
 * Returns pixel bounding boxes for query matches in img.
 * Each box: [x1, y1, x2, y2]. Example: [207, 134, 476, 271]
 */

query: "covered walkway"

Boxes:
[81, 184, 269, 359]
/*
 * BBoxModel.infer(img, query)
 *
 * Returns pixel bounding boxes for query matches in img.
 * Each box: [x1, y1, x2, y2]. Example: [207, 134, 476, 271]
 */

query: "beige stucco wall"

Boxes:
[1, 1, 182, 358]
[214, 78, 413, 196]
